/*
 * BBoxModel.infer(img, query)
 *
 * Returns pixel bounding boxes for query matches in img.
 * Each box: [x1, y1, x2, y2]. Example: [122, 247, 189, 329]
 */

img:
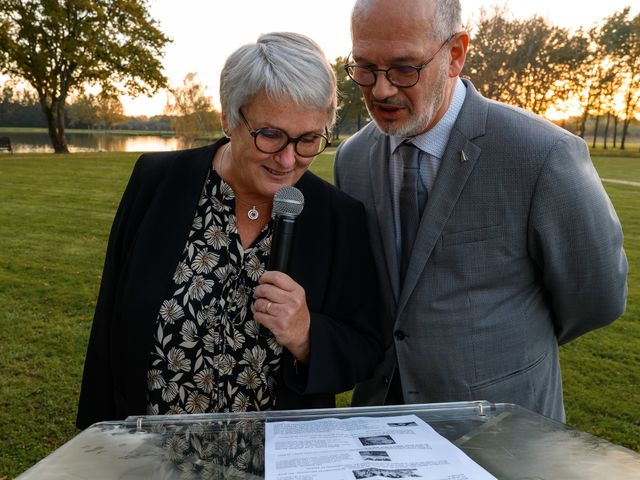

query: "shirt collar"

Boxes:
[390, 77, 466, 158]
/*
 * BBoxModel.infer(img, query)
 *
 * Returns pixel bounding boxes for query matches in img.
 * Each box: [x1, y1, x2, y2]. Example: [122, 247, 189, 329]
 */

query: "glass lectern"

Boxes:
[16, 401, 640, 479]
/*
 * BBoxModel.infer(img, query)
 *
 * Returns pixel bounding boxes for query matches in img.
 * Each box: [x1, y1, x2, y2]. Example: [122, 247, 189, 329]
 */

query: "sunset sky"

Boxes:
[122, 0, 638, 116]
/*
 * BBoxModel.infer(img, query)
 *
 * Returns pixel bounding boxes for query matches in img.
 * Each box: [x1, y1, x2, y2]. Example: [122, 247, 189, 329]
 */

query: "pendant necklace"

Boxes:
[219, 143, 271, 221]
[237, 197, 270, 221]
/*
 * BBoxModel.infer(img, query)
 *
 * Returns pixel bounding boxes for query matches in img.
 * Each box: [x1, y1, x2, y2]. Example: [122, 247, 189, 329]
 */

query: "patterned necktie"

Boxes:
[397, 142, 425, 283]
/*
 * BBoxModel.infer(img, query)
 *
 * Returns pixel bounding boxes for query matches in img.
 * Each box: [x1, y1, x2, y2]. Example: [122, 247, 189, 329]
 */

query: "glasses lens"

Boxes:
[255, 129, 328, 157]
[388, 66, 420, 87]
[255, 128, 287, 153]
[347, 66, 376, 86]
[295, 134, 328, 157]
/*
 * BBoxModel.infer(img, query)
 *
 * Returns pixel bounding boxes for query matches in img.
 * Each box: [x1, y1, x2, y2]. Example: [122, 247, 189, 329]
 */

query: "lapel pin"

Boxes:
[459, 150, 468, 163]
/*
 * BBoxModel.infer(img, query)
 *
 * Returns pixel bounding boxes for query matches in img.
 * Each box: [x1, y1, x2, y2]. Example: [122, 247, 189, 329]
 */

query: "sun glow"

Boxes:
[545, 95, 584, 121]
[120, 91, 170, 117]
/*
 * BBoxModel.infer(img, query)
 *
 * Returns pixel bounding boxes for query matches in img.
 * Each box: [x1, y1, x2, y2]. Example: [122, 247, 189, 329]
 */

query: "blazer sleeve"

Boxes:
[283, 187, 383, 395]
[527, 134, 628, 344]
[76, 158, 146, 429]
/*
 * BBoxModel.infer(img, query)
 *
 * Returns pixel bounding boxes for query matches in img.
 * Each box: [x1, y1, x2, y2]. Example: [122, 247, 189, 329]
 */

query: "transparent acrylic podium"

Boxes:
[17, 401, 640, 479]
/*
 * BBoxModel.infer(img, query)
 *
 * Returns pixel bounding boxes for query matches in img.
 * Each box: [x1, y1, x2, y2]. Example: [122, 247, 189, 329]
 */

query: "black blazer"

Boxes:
[76, 140, 382, 429]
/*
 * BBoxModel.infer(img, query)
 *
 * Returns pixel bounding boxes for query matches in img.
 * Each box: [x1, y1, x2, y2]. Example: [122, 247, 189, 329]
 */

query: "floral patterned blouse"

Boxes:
[146, 166, 283, 415]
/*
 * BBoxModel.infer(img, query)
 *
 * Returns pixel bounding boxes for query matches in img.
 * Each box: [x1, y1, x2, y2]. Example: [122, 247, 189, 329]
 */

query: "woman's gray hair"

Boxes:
[220, 32, 337, 130]
[352, 0, 462, 42]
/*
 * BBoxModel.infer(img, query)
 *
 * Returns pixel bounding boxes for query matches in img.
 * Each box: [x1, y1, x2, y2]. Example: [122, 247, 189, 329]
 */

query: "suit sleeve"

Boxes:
[527, 134, 628, 344]
[76, 157, 145, 429]
[283, 195, 383, 395]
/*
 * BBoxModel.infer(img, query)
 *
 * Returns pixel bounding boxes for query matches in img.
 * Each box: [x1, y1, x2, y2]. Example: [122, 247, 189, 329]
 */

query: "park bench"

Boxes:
[0, 137, 12, 153]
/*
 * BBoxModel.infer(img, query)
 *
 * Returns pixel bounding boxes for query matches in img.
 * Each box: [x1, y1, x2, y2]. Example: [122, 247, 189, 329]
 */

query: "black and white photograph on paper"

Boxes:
[359, 434, 396, 446]
[359, 450, 391, 461]
[352, 467, 421, 478]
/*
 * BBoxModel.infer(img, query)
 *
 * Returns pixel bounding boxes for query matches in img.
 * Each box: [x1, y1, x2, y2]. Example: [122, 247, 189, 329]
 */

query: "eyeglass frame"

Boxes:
[344, 32, 458, 88]
[238, 110, 331, 158]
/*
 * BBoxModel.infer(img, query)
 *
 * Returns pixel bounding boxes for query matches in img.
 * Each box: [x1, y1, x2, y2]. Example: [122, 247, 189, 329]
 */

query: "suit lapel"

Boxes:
[397, 80, 488, 313]
[369, 135, 401, 303]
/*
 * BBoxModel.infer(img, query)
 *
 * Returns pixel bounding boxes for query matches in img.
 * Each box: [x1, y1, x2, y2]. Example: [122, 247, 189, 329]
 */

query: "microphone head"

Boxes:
[272, 186, 304, 218]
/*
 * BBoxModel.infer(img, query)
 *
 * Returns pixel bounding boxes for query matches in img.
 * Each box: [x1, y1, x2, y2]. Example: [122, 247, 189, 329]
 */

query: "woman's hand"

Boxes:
[252, 271, 310, 362]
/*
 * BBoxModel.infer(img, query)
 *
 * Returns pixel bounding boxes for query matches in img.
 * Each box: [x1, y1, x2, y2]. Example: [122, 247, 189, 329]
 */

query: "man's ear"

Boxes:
[448, 31, 469, 77]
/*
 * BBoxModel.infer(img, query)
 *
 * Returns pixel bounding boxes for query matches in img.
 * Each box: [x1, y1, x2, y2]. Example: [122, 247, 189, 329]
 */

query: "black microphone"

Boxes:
[268, 186, 305, 273]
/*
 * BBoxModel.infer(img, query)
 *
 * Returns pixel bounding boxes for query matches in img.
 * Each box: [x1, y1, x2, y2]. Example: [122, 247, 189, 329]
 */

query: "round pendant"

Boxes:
[247, 207, 259, 220]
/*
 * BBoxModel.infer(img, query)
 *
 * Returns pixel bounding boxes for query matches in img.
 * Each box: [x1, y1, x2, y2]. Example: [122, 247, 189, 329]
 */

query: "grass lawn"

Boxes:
[0, 148, 638, 478]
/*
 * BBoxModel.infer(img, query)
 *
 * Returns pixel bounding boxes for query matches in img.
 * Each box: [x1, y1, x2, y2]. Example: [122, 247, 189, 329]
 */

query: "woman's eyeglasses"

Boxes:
[239, 110, 331, 157]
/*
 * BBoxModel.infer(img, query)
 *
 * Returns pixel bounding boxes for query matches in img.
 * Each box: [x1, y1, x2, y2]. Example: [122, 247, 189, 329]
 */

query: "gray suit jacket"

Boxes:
[334, 79, 628, 421]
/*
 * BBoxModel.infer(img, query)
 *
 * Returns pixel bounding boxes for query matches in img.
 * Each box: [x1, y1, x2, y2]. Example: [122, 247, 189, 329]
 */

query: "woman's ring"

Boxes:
[265, 301, 272, 314]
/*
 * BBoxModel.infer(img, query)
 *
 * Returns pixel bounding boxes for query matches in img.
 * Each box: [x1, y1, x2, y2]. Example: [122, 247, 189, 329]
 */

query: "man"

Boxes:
[334, 0, 628, 421]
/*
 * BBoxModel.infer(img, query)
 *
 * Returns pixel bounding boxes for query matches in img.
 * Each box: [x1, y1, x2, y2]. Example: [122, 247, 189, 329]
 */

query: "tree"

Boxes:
[67, 92, 124, 129]
[464, 6, 521, 102]
[164, 72, 220, 141]
[94, 94, 125, 129]
[66, 94, 98, 128]
[599, 70, 624, 149]
[332, 56, 369, 138]
[573, 26, 615, 139]
[465, 9, 588, 116]
[0, 81, 46, 127]
[600, 8, 640, 149]
[0, 0, 170, 153]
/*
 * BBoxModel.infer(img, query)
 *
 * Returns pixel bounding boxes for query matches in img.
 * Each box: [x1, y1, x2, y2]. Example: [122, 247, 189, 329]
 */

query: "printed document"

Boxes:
[265, 414, 496, 480]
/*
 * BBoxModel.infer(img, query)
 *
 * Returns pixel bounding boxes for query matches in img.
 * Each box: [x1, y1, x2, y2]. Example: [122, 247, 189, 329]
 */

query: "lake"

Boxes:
[2, 130, 213, 153]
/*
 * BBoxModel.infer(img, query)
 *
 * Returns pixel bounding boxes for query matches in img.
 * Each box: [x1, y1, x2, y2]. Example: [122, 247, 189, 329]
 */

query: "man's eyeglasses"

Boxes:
[239, 110, 331, 158]
[344, 33, 457, 88]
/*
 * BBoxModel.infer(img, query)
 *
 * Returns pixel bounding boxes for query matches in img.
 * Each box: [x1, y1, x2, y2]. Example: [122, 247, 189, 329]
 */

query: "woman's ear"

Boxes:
[221, 111, 230, 137]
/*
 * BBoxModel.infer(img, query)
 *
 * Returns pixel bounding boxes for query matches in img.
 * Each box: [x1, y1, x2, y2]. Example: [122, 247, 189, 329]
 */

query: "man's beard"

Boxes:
[368, 58, 448, 137]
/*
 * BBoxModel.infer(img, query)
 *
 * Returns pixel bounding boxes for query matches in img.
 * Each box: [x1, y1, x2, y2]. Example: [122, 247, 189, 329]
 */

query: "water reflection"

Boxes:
[4, 131, 213, 153]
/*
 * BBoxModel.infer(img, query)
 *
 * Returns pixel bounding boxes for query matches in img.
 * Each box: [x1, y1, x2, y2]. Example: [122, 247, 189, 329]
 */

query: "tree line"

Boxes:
[333, 6, 640, 149]
[1, 1, 638, 152]
[0, 86, 172, 132]
[463, 6, 640, 150]
[0, 83, 171, 131]
[0, 73, 219, 136]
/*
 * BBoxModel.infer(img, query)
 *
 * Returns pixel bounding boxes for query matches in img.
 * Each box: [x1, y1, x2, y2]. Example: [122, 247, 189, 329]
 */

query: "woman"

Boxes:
[76, 32, 382, 429]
